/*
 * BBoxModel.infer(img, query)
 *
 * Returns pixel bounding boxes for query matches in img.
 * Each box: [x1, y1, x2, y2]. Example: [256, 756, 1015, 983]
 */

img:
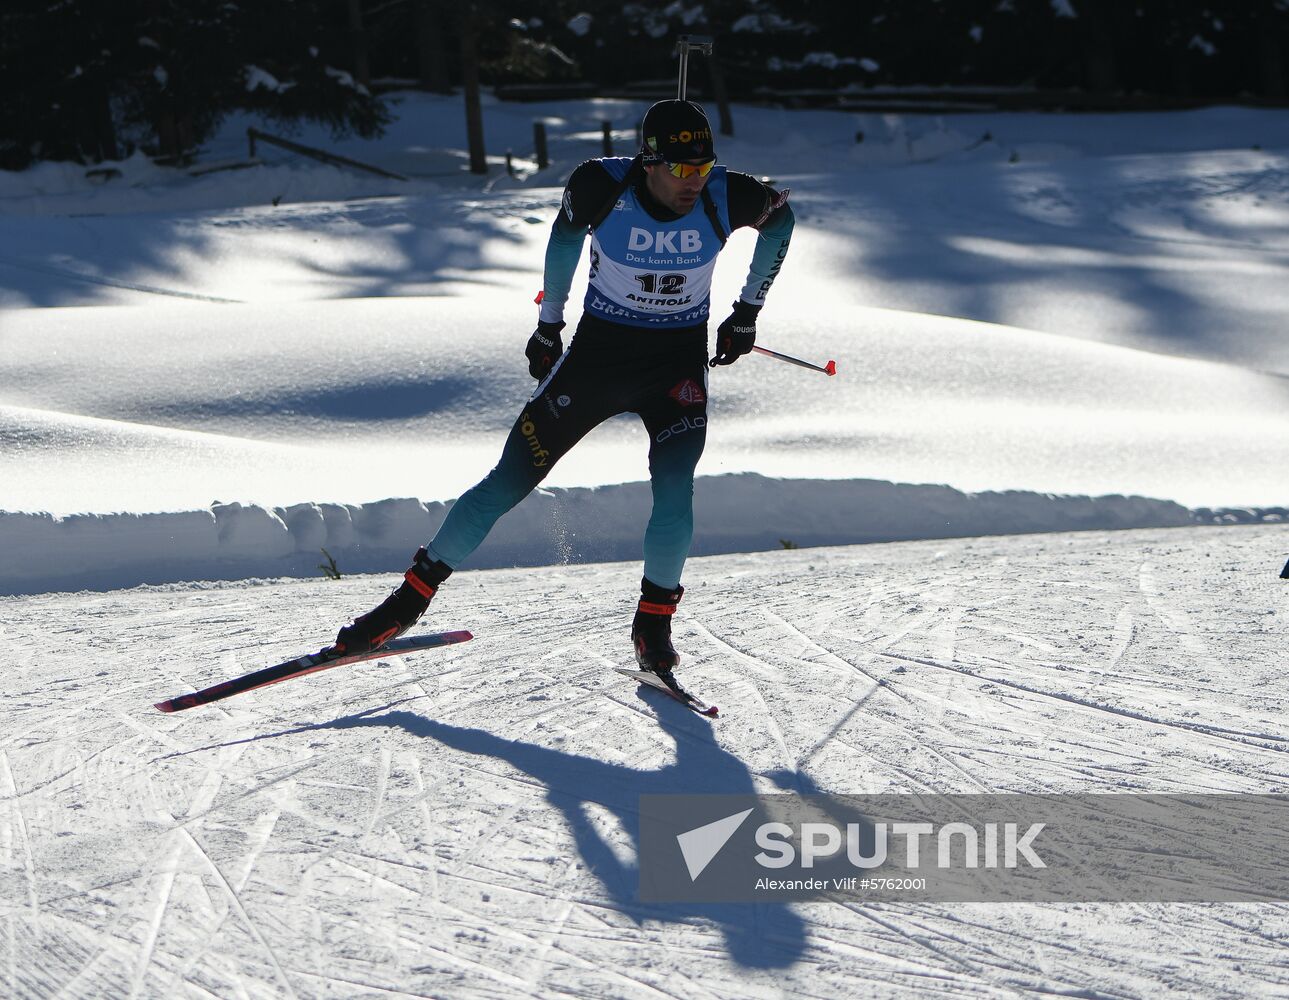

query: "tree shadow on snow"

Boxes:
[146, 374, 488, 423]
[326, 691, 812, 970]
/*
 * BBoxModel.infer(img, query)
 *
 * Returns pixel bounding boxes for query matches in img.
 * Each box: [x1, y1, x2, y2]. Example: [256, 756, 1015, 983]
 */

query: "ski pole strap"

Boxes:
[700, 186, 728, 246]
[638, 600, 678, 616]
[589, 156, 644, 232]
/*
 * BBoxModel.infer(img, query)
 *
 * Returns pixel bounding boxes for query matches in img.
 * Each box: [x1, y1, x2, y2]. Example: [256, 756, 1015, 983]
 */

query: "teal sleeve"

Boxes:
[738, 202, 794, 307]
[539, 217, 587, 324]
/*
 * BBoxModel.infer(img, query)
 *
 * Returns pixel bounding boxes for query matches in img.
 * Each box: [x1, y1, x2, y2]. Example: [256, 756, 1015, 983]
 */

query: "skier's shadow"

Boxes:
[330, 690, 810, 969]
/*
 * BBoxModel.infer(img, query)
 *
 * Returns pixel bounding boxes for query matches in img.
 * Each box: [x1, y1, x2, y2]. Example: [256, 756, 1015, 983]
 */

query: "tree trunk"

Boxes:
[417, 0, 451, 93]
[155, 109, 178, 162]
[154, 107, 195, 164]
[348, 0, 371, 89]
[1256, 2, 1286, 98]
[1080, 0, 1117, 93]
[1169, 38, 1192, 98]
[80, 85, 119, 163]
[707, 52, 734, 137]
[460, 2, 487, 174]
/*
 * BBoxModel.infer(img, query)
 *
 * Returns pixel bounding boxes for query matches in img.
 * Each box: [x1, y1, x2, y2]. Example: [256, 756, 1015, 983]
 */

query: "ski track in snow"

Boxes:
[1, 524, 1286, 998]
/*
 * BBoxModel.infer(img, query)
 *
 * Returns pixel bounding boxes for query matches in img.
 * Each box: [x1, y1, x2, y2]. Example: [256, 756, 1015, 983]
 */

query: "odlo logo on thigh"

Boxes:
[655, 415, 706, 443]
[669, 379, 706, 406]
[520, 411, 549, 467]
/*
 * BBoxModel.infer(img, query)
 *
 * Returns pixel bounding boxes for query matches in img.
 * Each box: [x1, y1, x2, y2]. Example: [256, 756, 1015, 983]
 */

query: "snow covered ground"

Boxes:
[2, 94, 1288, 592]
[2, 93, 1288, 997]
[6, 97, 1289, 382]
[2, 525, 1286, 998]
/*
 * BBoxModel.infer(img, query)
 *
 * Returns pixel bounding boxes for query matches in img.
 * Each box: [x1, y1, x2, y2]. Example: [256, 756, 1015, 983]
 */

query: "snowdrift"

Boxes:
[0, 473, 1196, 595]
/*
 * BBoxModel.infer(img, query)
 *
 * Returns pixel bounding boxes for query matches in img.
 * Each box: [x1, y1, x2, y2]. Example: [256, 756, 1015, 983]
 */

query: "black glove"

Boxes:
[525, 320, 565, 380]
[709, 301, 760, 367]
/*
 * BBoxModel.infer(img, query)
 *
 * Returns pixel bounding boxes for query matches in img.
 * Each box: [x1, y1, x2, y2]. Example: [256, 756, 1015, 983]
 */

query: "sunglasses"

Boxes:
[665, 159, 715, 179]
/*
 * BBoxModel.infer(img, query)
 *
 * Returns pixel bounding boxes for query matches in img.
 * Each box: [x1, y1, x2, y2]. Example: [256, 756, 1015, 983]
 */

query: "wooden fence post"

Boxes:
[534, 121, 549, 169]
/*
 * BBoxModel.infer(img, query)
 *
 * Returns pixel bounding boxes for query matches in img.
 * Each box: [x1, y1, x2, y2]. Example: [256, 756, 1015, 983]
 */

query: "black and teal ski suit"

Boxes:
[423, 157, 794, 589]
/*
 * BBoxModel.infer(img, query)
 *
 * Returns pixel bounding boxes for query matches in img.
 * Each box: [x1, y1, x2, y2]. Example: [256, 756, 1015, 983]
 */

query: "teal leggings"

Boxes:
[426, 320, 708, 589]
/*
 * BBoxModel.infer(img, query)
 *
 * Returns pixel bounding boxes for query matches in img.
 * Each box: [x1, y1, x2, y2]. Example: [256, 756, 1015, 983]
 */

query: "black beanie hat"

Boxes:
[640, 100, 715, 164]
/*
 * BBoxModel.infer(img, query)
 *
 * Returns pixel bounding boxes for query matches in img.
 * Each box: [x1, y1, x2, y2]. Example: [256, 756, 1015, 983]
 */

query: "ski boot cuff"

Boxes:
[405, 547, 453, 599]
[638, 578, 683, 616]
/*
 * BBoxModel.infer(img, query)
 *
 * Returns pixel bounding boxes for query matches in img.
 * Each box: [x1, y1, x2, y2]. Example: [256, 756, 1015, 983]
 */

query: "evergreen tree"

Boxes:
[3, 0, 1285, 172]
[0, 0, 390, 171]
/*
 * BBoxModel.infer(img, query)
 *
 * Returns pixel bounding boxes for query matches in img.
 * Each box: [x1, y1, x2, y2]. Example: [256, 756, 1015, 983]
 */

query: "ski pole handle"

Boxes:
[752, 345, 837, 376]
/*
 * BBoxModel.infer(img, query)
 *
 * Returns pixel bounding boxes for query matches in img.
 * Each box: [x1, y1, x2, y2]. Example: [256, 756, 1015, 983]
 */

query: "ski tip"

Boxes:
[155, 693, 200, 713]
[824, 360, 837, 376]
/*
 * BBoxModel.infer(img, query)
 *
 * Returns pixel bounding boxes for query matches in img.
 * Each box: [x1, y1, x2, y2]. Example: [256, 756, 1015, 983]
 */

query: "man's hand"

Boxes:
[709, 301, 760, 367]
[525, 320, 566, 380]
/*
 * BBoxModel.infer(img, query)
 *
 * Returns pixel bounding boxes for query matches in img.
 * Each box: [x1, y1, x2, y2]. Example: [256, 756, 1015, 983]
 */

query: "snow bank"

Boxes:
[0, 474, 1198, 595]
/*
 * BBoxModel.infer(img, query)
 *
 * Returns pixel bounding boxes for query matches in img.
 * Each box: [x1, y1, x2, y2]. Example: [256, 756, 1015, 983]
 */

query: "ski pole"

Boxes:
[753, 345, 837, 376]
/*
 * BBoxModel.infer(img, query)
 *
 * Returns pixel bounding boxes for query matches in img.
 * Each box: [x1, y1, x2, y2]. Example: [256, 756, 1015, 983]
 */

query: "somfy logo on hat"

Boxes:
[641, 100, 715, 162]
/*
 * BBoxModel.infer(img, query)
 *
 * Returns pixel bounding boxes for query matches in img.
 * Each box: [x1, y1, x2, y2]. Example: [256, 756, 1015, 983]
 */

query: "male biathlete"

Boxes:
[332, 99, 794, 688]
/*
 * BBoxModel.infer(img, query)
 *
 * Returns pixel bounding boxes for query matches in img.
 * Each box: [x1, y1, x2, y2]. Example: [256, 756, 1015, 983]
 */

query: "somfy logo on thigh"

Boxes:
[638, 794, 1289, 903]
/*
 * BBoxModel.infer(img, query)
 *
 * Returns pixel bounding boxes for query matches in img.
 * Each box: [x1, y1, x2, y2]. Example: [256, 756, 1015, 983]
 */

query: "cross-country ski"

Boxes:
[153, 630, 474, 712]
[616, 667, 720, 717]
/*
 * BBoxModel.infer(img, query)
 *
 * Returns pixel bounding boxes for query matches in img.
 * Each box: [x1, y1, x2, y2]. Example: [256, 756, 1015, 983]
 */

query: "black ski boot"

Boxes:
[333, 548, 452, 655]
[631, 577, 684, 679]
